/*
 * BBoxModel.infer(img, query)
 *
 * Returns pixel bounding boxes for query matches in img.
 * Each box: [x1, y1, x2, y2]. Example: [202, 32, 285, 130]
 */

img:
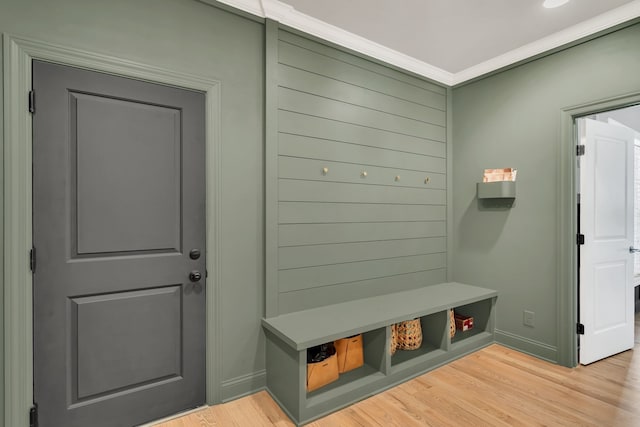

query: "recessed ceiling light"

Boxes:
[543, 0, 570, 8]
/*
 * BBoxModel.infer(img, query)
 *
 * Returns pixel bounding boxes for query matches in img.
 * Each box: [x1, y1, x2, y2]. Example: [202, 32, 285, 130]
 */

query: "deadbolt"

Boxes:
[189, 271, 202, 282]
[189, 249, 201, 260]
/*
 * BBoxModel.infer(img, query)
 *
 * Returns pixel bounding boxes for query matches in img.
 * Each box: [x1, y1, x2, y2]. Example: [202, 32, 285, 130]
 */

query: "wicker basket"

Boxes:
[449, 309, 456, 338]
[396, 319, 422, 350]
[389, 323, 398, 355]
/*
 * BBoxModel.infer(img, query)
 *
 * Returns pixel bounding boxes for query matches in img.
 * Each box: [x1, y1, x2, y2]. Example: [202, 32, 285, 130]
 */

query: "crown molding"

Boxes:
[208, 0, 264, 17]
[452, 0, 640, 85]
[259, 0, 454, 85]
[207, 0, 640, 86]
[206, 0, 454, 85]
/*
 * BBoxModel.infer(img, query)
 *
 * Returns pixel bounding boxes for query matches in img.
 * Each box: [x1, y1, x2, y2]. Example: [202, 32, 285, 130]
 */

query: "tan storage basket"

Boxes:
[334, 334, 364, 373]
[450, 309, 456, 338]
[389, 323, 398, 355]
[396, 318, 423, 350]
[306, 353, 339, 392]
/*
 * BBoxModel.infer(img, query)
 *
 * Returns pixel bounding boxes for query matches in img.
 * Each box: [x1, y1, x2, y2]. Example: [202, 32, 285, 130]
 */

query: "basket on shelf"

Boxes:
[449, 309, 456, 338]
[306, 343, 339, 392]
[389, 323, 398, 355]
[334, 334, 364, 373]
[454, 313, 474, 331]
[395, 318, 422, 350]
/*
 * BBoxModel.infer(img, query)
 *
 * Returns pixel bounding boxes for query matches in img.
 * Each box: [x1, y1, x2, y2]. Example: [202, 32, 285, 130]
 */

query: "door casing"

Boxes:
[558, 92, 640, 369]
[3, 34, 222, 427]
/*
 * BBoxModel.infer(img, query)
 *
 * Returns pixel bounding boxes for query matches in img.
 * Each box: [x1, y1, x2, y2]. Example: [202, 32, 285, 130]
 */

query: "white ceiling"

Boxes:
[595, 104, 640, 134]
[210, 0, 640, 85]
[284, 0, 636, 73]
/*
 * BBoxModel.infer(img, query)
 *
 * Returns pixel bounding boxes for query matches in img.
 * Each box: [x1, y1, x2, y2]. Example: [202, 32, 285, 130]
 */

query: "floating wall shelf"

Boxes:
[477, 181, 516, 199]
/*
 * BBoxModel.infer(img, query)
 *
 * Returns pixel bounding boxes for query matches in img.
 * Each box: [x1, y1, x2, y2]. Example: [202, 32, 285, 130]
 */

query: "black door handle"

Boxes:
[189, 271, 202, 282]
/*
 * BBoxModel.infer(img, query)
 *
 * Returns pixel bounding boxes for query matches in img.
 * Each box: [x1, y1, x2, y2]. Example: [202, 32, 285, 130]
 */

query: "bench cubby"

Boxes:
[262, 282, 497, 425]
[390, 310, 448, 369]
[451, 298, 494, 350]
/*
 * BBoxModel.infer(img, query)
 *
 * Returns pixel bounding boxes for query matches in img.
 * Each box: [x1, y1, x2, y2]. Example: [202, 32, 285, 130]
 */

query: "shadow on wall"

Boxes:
[458, 197, 515, 251]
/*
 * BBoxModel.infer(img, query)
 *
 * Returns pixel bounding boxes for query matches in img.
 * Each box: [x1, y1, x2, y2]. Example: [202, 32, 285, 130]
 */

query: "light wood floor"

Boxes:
[154, 320, 640, 426]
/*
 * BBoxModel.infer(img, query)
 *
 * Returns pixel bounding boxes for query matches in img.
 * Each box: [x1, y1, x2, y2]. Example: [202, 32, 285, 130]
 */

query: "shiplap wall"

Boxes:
[269, 28, 448, 315]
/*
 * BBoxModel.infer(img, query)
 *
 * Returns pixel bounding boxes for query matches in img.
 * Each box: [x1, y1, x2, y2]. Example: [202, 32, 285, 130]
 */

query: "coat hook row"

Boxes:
[320, 167, 430, 184]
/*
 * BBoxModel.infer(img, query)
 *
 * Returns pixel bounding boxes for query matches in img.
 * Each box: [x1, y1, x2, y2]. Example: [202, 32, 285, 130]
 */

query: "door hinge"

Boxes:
[576, 323, 585, 335]
[576, 144, 585, 156]
[28, 90, 35, 114]
[30, 247, 36, 273]
[577, 234, 585, 245]
[29, 404, 38, 427]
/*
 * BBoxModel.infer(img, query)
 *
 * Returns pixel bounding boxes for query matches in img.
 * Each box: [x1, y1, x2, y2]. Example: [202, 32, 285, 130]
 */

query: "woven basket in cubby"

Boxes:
[389, 323, 398, 355]
[395, 319, 422, 350]
[449, 309, 456, 338]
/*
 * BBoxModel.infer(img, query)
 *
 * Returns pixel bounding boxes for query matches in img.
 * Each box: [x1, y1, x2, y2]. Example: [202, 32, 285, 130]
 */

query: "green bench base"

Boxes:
[262, 282, 498, 425]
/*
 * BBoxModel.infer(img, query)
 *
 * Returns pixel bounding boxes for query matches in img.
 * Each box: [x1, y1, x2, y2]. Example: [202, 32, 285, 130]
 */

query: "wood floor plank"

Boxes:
[152, 328, 640, 427]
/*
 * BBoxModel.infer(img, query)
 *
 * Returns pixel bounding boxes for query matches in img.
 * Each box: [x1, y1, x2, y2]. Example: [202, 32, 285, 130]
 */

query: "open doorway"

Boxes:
[576, 104, 640, 365]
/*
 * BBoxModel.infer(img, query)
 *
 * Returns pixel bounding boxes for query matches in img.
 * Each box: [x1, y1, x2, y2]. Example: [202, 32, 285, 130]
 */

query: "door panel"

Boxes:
[580, 118, 634, 365]
[33, 60, 206, 427]
[73, 286, 182, 401]
[594, 137, 627, 239]
[74, 92, 182, 255]
[594, 263, 627, 330]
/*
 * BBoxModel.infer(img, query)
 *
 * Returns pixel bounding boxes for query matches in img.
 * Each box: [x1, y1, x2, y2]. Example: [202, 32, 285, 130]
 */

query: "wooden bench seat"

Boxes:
[262, 282, 497, 350]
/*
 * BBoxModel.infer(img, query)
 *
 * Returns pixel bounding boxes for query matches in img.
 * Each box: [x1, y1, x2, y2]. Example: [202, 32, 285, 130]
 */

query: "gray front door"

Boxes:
[33, 60, 206, 427]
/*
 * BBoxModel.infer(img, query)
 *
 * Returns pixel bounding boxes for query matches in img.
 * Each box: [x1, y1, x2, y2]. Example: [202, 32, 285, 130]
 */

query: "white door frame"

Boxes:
[3, 34, 223, 426]
[558, 92, 640, 368]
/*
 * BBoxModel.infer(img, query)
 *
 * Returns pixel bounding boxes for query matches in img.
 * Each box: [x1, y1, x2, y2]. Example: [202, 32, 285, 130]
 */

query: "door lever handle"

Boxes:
[629, 246, 640, 253]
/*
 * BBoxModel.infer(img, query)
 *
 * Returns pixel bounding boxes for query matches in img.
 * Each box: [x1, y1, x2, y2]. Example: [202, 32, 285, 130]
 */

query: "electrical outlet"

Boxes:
[523, 310, 535, 327]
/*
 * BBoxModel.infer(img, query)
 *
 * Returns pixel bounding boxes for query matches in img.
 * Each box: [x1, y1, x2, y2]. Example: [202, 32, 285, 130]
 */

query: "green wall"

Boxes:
[0, 29, 4, 425]
[267, 27, 449, 316]
[3, 0, 640, 423]
[0, 0, 265, 411]
[452, 23, 640, 363]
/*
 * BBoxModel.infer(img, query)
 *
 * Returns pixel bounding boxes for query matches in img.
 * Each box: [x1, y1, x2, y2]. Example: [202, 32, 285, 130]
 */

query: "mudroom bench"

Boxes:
[262, 282, 498, 425]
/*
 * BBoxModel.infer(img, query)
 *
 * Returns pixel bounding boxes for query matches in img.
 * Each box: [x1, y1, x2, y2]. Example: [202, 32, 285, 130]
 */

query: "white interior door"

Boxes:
[580, 118, 635, 365]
